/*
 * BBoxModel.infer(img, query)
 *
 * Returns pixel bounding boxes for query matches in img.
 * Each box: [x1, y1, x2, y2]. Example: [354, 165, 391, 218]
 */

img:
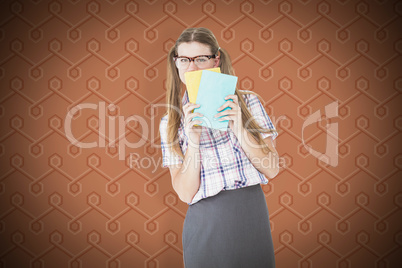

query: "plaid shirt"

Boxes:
[159, 90, 278, 205]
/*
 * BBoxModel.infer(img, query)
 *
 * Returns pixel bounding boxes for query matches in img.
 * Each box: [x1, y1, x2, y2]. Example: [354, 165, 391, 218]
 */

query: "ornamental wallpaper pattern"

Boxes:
[0, 0, 401, 267]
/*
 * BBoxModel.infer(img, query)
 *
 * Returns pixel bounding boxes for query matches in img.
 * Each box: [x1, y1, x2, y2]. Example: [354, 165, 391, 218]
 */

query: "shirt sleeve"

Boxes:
[159, 116, 185, 167]
[244, 93, 278, 140]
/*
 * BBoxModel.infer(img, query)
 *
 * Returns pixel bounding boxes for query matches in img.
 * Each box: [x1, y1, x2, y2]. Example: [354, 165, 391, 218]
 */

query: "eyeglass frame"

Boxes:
[173, 54, 217, 69]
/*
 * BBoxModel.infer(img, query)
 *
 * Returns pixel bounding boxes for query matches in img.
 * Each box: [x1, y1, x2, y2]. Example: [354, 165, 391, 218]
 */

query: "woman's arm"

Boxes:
[168, 144, 201, 203]
[237, 131, 279, 179]
[215, 93, 279, 179]
[168, 102, 204, 204]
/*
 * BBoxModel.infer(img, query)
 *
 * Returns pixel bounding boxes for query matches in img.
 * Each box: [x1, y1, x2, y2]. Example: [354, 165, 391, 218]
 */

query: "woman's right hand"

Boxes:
[183, 103, 203, 146]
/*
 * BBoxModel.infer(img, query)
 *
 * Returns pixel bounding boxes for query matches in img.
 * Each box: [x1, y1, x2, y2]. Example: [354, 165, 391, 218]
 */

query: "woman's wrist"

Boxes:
[234, 126, 248, 145]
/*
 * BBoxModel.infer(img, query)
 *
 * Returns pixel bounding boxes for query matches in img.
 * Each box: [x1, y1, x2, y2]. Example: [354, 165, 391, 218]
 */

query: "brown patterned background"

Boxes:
[0, 0, 401, 267]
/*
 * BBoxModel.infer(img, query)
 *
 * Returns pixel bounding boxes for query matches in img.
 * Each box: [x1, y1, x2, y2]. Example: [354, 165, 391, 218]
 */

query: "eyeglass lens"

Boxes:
[175, 56, 212, 69]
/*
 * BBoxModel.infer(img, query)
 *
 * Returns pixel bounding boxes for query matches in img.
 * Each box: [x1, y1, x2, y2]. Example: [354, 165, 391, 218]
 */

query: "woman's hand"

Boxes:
[215, 94, 244, 137]
[183, 102, 204, 146]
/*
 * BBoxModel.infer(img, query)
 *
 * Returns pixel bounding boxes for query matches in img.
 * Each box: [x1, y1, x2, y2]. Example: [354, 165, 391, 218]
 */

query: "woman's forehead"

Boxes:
[177, 42, 211, 56]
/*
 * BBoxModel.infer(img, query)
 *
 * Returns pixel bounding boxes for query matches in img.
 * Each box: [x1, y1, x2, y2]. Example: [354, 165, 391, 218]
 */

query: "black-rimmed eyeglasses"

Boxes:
[174, 55, 216, 69]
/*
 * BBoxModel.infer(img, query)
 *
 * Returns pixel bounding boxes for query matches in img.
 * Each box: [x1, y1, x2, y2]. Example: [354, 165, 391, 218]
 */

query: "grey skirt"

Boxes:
[182, 184, 275, 268]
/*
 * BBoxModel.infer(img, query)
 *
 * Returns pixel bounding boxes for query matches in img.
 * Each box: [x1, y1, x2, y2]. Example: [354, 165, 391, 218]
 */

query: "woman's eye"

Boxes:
[180, 58, 189, 63]
[196, 58, 207, 63]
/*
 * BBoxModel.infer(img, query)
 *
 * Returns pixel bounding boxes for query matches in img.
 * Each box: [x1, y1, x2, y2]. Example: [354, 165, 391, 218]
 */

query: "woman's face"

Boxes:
[176, 42, 220, 84]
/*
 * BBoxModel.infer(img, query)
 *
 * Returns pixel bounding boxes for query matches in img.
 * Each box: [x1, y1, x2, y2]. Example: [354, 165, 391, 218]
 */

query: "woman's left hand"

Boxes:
[215, 94, 244, 136]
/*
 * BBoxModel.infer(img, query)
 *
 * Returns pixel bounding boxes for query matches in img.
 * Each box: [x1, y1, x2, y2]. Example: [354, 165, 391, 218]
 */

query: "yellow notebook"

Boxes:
[184, 67, 221, 103]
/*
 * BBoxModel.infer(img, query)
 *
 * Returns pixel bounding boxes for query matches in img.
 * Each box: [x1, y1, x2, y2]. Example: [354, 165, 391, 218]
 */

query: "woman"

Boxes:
[159, 27, 279, 268]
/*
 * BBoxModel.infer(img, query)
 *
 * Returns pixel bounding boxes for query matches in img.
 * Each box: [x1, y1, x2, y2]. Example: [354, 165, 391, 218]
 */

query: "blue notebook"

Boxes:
[193, 71, 238, 131]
